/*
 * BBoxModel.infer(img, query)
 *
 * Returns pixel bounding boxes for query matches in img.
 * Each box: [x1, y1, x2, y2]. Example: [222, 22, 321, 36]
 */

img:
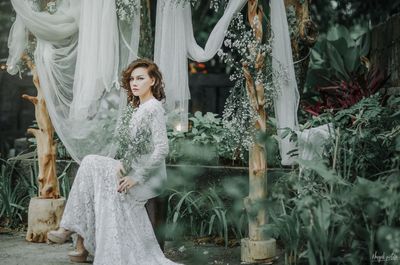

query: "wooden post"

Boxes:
[241, 0, 276, 263]
[241, 1, 315, 261]
[21, 54, 65, 243]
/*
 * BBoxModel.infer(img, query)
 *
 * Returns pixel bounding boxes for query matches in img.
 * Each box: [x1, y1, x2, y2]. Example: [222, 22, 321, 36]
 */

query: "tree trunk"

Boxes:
[22, 55, 59, 199]
[284, 0, 317, 91]
[241, 1, 276, 263]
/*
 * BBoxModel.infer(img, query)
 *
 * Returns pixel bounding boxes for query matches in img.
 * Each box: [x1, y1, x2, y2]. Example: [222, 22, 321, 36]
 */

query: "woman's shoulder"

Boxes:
[140, 98, 165, 113]
[133, 99, 165, 122]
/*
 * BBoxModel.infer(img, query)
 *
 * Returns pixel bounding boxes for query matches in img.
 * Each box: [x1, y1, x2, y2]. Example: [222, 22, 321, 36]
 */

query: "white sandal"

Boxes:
[47, 229, 73, 244]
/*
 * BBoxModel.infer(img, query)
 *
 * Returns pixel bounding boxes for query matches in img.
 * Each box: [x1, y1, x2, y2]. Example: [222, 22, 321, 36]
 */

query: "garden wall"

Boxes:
[0, 72, 35, 156]
[189, 73, 233, 116]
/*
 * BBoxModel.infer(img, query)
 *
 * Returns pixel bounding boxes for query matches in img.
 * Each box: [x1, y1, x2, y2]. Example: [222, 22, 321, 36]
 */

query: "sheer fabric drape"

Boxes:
[8, 0, 300, 165]
[7, 0, 140, 163]
[270, 0, 300, 165]
[154, 0, 247, 131]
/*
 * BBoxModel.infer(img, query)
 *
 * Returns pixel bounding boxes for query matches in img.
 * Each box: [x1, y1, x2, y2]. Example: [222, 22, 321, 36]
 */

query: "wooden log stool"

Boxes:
[145, 195, 167, 251]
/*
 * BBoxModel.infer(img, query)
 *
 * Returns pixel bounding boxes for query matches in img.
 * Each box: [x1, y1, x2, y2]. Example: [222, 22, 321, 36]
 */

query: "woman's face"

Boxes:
[129, 67, 155, 99]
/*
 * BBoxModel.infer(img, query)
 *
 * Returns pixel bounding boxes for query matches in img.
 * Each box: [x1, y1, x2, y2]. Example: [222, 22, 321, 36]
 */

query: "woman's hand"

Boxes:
[117, 176, 137, 193]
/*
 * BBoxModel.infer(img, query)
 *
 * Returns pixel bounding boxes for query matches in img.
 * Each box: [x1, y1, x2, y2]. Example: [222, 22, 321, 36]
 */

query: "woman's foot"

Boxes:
[47, 228, 73, 244]
[68, 234, 88, 263]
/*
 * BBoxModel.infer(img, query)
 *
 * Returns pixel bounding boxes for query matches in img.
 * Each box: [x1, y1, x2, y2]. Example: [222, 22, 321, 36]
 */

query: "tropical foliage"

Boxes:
[166, 182, 247, 247]
[267, 94, 400, 265]
[0, 159, 74, 228]
[304, 25, 388, 115]
[310, 0, 400, 32]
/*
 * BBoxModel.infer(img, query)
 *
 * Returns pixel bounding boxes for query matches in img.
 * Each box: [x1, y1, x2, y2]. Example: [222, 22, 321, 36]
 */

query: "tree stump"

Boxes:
[146, 196, 167, 251]
[26, 197, 66, 243]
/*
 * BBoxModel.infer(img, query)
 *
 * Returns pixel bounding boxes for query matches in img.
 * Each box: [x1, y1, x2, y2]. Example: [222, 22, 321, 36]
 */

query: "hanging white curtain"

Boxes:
[271, 0, 300, 166]
[7, 0, 141, 163]
[69, 0, 120, 121]
[154, 0, 247, 131]
[154, 0, 189, 131]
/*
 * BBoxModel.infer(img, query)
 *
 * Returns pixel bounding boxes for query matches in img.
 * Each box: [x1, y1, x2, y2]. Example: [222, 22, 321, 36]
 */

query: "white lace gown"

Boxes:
[60, 98, 181, 265]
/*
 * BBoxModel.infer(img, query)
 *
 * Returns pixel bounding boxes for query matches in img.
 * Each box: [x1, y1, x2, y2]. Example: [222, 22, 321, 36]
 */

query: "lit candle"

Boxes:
[175, 123, 182, 132]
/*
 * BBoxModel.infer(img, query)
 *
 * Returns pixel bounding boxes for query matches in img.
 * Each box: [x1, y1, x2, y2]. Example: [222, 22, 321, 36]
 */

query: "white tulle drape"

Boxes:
[69, 0, 120, 121]
[7, 0, 140, 163]
[271, 0, 300, 165]
[6, 15, 28, 75]
[154, 0, 247, 131]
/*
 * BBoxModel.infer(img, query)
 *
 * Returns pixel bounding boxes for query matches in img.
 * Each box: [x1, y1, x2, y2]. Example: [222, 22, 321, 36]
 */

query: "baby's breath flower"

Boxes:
[116, 0, 140, 22]
[216, 12, 286, 158]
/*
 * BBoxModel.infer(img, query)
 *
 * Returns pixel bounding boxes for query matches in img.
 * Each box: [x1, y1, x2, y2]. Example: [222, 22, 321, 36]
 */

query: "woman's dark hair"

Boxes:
[121, 58, 166, 108]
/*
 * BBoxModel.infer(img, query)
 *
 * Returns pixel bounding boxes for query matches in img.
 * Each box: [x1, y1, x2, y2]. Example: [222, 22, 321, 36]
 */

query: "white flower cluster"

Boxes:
[217, 13, 276, 102]
[170, 0, 197, 7]
[171, 0, 227, 11]
[286, 5, 299, 40]
[26, 0, 41, 12]
[217, 13, 284, 157]
[116, 0, 140, 22]
[16, 36, 37, 76]
[26, 0, 57, 13]
[220, 81, 258, 160]
[210, 0, 228, 12]
[46, 1, 57, 14]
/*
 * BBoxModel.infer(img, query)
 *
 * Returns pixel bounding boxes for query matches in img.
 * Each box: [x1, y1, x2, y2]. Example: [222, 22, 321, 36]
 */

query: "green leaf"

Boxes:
[327, 25, 355, 46]
[212, 135, 221, 142]
[358, 32, 370, 57]
[208, 214, 216, 235]
[330, 38, 348, 55]
[326, 42, 350, 80]
[343, 45, 359, 73]
[314, 200, 331, 231]
[194, 111, 203, 119]
[310, 48, 325, 66]
[297, 159, 348, 185]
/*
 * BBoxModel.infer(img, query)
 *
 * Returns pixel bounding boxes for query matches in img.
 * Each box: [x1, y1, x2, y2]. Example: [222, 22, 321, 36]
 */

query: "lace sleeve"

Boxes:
[132, 105, 169, 184]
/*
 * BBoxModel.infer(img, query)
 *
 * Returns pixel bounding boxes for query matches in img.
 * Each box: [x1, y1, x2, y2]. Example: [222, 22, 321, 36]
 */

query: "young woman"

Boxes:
[48, 59, 180, 265]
